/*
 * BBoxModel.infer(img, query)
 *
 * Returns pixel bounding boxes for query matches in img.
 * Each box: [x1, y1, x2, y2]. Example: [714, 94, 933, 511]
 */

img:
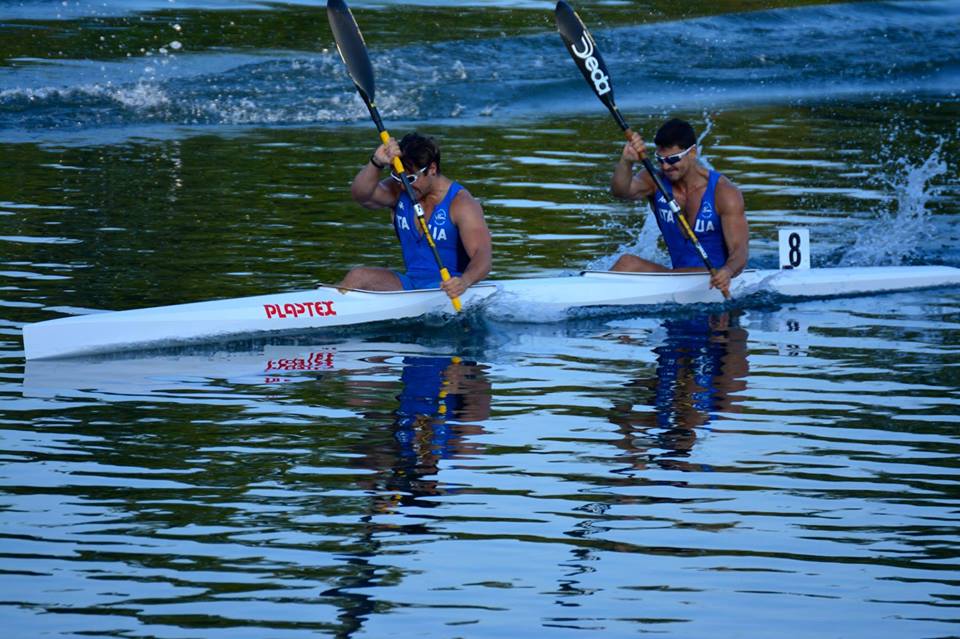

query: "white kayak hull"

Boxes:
[23, 284, 498, 361]
[495, 265, 960, 310]
[22, 266, 960, 360]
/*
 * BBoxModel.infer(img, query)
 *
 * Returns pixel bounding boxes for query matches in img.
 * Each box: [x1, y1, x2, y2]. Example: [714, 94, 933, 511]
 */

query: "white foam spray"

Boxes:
[841, 127, 951, 266]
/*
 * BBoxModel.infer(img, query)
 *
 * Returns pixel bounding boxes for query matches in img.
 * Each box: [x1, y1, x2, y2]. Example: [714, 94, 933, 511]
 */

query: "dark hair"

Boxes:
[399, 132, 441, 173]
[654, 118, 697, 150]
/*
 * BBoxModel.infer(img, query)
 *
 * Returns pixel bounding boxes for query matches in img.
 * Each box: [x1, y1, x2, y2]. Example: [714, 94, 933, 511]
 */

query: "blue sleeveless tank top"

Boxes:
[649, 170, 728, 269]
[394, 182, 468, 281]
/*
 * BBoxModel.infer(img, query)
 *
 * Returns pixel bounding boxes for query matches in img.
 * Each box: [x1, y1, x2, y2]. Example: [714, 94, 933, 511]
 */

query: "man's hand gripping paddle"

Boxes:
[327, 0, 463, 311]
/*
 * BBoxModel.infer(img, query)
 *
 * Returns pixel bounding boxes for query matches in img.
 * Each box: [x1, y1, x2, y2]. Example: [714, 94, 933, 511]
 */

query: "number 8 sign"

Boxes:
[779, 228, 810, 270]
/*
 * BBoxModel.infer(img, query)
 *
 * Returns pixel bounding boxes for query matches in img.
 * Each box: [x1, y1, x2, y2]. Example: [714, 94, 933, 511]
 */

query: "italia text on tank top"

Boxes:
[393, 182, 468, 280]
[648, 169, 728, 269]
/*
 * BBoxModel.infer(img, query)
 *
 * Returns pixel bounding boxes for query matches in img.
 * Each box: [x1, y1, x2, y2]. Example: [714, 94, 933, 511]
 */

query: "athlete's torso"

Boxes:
[393, 181, 469, 280]
[648, 169, 728, 269]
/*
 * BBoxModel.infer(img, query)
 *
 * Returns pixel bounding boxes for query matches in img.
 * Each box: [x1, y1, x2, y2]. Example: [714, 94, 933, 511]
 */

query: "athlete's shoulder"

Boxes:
[714, 171, 740, 190]
[715, 174, 745, 214]
[450, 183, 483, 213]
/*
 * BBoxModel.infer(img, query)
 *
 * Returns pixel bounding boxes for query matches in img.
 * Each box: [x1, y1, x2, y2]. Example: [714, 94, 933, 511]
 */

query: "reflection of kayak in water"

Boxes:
[22, 266, 960, 360]
[21, 340, 436, 402]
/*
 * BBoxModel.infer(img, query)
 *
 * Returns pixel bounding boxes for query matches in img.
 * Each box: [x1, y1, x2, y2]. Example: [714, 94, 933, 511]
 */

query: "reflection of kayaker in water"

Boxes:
[319, 351, 488, 639]
[393, 356, 489, 464]
[609, 312, 748, 470]
[342, 354, 490, 509]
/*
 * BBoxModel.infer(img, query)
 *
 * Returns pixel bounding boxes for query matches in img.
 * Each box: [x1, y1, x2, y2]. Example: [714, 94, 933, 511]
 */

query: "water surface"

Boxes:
[1, 1, 959, 637]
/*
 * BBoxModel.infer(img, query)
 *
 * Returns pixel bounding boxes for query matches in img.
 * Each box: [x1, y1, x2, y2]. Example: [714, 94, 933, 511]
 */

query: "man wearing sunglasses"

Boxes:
[341, 132, 492, 300]
[609, 118, 748, 295]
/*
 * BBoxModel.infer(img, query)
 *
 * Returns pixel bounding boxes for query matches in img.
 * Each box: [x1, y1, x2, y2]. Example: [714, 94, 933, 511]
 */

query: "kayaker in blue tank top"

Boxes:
[609, 118, 749, 296]
[393, 181, 469, 289]
[339, 132, 492, 300]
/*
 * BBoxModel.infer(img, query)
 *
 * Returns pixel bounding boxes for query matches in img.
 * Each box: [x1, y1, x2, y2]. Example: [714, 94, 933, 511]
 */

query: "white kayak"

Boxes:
[23, 283, 498, 361]
[22, 265, 960, 360]
[495, 265, 960, 311]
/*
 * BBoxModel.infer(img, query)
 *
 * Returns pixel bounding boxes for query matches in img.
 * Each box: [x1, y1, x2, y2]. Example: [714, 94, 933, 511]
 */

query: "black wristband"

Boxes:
[369, 154, 387, 170]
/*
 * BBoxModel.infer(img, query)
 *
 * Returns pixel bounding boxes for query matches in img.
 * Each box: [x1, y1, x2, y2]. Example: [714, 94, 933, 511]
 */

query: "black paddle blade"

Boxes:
[555, 1, 622, 125]
[327, 0, 375, 104]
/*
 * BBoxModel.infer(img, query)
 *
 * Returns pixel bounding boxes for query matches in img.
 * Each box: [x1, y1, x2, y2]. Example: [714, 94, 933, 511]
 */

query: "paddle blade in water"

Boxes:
[327, 0, 375, 104]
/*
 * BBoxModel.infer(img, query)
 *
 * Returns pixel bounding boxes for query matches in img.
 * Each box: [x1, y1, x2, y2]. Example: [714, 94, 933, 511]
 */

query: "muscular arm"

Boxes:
[350, 140, 402, 209]
[611, 132, 657, 201]
[446, 191, 492, 294]
[350, 162, 400, 210]
[611, 160, 657, 200]
[716, 178, 749, 279]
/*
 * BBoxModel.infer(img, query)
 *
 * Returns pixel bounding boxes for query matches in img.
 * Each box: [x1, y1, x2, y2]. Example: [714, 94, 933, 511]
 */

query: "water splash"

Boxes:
[840, 131, 950, 266]
[583, 212, 667, 272]
[3, 2, 959, 138]
[696, 110, 716, 171]
[112, 81, 171, 110]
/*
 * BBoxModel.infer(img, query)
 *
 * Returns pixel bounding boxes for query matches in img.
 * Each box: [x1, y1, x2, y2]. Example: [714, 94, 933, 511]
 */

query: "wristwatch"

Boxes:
[369, 154, 387, 169]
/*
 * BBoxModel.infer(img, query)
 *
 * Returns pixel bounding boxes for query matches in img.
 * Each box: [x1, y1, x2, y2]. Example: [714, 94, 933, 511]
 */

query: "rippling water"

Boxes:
[2, 0, 959, 637]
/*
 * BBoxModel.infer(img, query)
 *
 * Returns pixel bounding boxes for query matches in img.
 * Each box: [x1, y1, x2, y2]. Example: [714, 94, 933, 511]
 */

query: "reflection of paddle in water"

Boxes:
[609, 311, 749, 471]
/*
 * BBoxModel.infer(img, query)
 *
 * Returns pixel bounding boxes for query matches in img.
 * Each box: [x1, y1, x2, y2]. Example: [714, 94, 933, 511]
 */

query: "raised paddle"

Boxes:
[326, 0, 462, 312]
[554, 0, 731, 299]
